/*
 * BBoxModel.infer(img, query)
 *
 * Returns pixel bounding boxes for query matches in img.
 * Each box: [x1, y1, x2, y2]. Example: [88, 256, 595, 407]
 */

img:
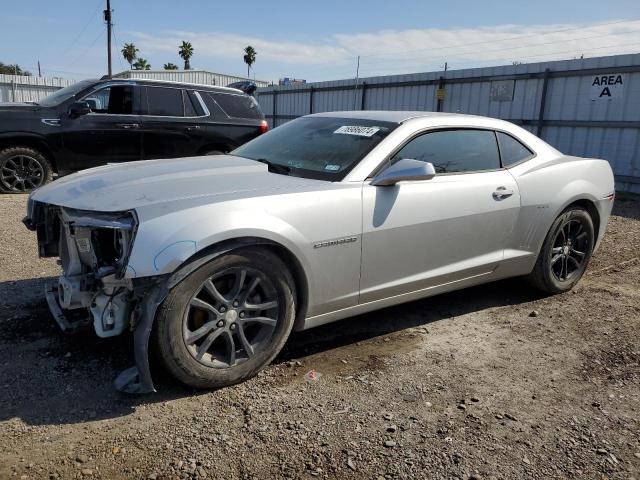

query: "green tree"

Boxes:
[0, 62, 32, 76]
[121, 43, 139, 69]
[132, 58, 151, 70]
[178, 41, 194, 70]
[163, 62, 178, 70]
[243, 46, 256, 78]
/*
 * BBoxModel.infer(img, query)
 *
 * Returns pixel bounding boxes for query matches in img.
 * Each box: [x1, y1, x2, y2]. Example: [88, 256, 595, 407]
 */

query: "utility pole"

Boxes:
[37, 61, 42, 77]
[104, 0, 113, 78]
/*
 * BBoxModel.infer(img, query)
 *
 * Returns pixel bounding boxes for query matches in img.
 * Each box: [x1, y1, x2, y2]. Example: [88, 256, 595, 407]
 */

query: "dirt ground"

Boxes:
[0, 193, 638, 480]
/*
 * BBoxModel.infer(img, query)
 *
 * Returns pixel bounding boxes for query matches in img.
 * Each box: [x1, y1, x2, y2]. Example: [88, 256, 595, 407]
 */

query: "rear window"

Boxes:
[211, 93, 263, 119]
[497, 131, 533, 166]
[146, 86, 183, 116]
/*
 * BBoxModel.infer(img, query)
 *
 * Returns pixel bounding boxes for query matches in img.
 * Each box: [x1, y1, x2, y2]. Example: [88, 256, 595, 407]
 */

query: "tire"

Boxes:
[527, 207, 595, 294]
[153, 247, 296, 389]
[202, 150, 224, 156]
[0, 146, 53, 193]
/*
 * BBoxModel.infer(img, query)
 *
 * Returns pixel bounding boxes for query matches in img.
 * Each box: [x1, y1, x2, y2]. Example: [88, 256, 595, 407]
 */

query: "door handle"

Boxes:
[185, 125, 201, 131]
[116, 123, 139, 129]
[492, 186, 514, 200]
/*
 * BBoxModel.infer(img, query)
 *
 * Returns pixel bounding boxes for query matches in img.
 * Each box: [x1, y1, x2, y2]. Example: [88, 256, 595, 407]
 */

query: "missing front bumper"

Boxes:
[44, 282, 91, 334]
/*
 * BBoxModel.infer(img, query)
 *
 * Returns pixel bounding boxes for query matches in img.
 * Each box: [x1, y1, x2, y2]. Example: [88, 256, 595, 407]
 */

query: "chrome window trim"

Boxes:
[193, 91, 210, 117]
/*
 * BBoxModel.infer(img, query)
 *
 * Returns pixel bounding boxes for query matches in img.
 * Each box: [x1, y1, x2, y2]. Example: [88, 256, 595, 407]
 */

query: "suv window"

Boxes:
[212, 93, 263, 119]
[497, 131, 533, 166]
[198, 91, 229, 119]
[391, 129, 500, 173]
[84, 86, 133, 114]
[146, 86, 183, 116]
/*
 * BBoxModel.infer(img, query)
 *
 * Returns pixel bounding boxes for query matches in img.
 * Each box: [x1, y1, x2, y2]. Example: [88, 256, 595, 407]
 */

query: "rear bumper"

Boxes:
[594, 194, 615, 252]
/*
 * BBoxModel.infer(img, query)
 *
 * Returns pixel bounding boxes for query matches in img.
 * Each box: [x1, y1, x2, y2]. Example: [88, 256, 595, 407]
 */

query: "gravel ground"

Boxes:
[0, 193, 639, 480]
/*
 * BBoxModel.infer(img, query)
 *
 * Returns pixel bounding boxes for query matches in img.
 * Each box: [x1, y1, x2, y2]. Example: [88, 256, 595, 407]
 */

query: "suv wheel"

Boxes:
[153, 248, 296, 389]
[0, 146, 53, 193]
[527, 207, 595, 294]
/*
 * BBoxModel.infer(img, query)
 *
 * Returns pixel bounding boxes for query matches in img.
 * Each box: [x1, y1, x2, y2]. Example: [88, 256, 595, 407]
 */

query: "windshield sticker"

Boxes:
[324, 164, 341, 171]
[334, 125, 380, 137]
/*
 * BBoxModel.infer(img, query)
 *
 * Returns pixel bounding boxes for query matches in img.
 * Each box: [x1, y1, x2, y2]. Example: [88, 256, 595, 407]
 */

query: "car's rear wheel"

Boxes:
[0, 146, 53, 193]
[153, 248, 296, 389]
[527, 207, 594, 294]
[202, 149, 224, 156]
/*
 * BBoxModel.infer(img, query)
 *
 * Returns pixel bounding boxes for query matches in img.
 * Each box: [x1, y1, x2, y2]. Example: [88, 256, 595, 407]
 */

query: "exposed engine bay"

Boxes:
[25, 200, 138, 337]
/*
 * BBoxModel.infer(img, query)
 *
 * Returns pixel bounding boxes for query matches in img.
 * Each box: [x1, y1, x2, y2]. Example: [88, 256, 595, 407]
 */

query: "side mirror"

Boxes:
[69, 101, 91, 118]
[371, 158, 436, 186]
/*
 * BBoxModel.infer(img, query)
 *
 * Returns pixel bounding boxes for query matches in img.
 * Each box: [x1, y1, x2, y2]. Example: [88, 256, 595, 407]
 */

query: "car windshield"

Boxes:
[36, 79, 97, 107]
[231, 116, 398, 180]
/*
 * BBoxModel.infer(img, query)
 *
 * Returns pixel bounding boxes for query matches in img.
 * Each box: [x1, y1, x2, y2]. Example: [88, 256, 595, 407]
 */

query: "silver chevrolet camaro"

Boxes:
[24, 111, 615, 393]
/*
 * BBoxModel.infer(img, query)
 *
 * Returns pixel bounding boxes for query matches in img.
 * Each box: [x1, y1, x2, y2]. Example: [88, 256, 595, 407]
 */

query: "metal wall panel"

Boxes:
[256, 53, 640, 191]
[0, 74, 75, 103]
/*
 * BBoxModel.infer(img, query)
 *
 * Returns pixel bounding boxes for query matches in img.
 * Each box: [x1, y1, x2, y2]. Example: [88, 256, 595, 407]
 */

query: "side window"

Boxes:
[183, 90, 197, 117]
[211, 93, 263, 119]
[198, 91, 229, 119]
[391, 129, 500, 173]
[146, 87, 183, 116]
[187, 91, 205, 116]
[84, 86, 133, 114]
[497, 131, 533, 166]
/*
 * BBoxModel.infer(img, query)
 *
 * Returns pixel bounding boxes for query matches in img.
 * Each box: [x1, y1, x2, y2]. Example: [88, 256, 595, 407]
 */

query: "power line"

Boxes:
[357, 18, 640, 60]
[67, 25, 106, 67]
[112, 23, 126, 71]
[358, 27, 640, 67]
[59, 0, 103, 58]
[292, 18, 640, 75]
[355, 41, 640, 77]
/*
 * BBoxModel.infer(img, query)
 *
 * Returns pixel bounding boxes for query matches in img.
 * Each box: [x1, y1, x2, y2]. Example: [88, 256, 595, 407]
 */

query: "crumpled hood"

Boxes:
[30, 155, 324, 212]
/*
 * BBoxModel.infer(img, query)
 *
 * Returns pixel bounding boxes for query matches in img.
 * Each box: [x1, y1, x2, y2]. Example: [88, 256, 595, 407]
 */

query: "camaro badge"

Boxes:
[313, 237, 358, 249]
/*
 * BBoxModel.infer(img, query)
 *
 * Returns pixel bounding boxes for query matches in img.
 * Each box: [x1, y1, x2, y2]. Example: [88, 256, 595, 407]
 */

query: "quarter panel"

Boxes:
[507, 155, 615, 265]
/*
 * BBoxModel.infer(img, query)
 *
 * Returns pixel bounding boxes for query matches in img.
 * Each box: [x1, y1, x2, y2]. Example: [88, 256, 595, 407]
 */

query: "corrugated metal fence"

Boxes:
[256, 53, 640, 193]
[0, 74, 75, 103]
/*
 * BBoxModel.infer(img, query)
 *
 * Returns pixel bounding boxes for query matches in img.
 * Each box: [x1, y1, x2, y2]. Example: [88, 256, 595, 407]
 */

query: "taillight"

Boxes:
[259, 120, 269, 134]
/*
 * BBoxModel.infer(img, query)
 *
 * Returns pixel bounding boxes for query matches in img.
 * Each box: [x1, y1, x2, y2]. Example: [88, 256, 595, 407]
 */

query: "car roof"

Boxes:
[307, 110, 483, 124]
[97, 77, 244, 95]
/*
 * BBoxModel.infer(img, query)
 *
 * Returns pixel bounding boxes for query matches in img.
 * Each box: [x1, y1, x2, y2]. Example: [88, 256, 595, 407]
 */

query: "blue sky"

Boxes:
[1, 0, 639, 82]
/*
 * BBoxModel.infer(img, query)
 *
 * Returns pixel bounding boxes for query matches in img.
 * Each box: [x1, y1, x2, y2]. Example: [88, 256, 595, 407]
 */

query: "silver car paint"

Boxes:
[29, 111, 615, 330]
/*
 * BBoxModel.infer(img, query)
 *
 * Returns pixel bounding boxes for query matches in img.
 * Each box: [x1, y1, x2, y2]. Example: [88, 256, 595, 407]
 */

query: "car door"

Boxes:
[359, 128, 520, 303]
[61, 84, 143, 170]
[139, 86, 206, 159]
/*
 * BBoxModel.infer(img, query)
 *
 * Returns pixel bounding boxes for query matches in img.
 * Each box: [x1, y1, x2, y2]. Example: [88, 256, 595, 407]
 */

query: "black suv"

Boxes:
[0, 78, 268, 193]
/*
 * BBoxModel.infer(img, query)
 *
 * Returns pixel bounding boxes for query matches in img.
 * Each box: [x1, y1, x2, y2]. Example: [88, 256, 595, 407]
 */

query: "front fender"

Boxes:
[126, 205, 312, 279]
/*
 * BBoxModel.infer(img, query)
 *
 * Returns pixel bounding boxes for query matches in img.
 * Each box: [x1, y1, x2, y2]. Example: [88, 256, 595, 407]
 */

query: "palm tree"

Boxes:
[243, 46, 256, 78]
[132, 58, 151, 70]
[121, 43, 139, 69]
[163, 63, 178, 70]
[178, 41, 194, 70]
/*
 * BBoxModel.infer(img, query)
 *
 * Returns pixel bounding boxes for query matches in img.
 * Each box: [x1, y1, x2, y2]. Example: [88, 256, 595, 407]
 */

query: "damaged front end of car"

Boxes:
[24, 198, 162, 394]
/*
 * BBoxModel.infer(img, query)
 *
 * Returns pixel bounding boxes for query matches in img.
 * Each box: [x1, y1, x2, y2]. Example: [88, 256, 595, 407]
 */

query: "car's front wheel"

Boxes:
[527, 207, 595, 294]
[153, 248, 296, 389]
[0, 146, 53, 193]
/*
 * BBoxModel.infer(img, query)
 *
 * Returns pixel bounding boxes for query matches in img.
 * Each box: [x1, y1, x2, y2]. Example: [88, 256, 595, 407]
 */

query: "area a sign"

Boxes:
[590, 73, 625, 100]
